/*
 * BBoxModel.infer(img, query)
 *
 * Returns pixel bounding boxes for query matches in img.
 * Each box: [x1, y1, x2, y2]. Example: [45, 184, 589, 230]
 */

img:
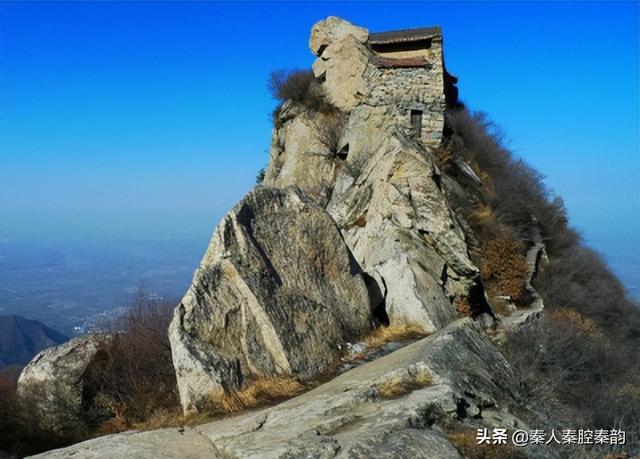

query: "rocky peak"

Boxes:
[265, 17, 487, 335]
[172, 15, 495, 414]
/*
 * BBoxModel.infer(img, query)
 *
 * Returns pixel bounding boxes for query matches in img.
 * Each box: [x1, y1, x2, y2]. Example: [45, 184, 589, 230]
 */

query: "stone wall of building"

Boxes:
[363, 38, 446, 147]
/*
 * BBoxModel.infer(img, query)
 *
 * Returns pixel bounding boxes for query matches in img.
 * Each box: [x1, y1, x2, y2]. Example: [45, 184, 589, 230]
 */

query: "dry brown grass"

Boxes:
[376, 372, 432, 399]
[548, 308, 601, 337]
[447, 429, 526, 459]
[363, 323, 428, 349]
[467, 205, 500, 243]
[480, 230, 529, 305]
[433, 145, 455, 172]
[203, 376, 305, 415]
[133, 376, 305, 431]
[131, 406, 191, 431]
[454, 296, 473, 317]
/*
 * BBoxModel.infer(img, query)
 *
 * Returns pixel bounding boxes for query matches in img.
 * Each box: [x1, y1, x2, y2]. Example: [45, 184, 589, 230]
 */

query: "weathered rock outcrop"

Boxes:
[30, 428, 221, 459]
[328, 125, 483, 332]
[33, 319, 551, 459]
[309, 16, 368, 57]
[266, 17, 485, 332]
[312, 34, 374, 112]
[263, 103, 341, 207]
[17, 334, 111, 433]
[170, 187, 375, 413]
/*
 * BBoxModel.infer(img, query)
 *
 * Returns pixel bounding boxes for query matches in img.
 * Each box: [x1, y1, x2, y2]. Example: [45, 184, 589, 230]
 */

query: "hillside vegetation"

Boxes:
[443, 106, 640, 453]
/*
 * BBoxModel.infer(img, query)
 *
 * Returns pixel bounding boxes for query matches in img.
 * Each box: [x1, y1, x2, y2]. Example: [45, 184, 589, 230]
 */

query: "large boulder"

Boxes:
[309, 16, 368, 56]
[170, 187, 375, 413]
[17, 334, 111, 433]
[312, 34, 374, 112]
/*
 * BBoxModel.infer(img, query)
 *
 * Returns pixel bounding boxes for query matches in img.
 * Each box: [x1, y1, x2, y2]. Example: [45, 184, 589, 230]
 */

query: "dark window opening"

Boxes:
[411, 110, 423, 138]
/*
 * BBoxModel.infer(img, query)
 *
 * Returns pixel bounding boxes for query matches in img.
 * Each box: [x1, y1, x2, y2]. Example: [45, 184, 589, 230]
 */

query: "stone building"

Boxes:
[368, 26, 459, 145]
[310, 17, 458, 147]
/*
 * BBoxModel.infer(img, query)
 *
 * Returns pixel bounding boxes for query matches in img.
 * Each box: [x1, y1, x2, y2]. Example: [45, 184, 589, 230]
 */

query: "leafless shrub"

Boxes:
[268, 69, 335, 114]
[448, 104, 640, 453]
[536, 245, 640, 342]
[0, 378, 89, 457]
[444, 107, 567, 245]
[316, 111, 347, 156]
[502, 309, 640, 453]
[201, 376, 304, 415]
[0, 370, 19, 455]
[83, 286, 179, 430]
[271, 104, 284, 129]
[255, 167, 266, 184]
[445, 108, 511, 175]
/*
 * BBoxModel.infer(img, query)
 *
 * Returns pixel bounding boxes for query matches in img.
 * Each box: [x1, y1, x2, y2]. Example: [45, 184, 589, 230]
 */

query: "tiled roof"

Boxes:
[369, 26, 441, 45]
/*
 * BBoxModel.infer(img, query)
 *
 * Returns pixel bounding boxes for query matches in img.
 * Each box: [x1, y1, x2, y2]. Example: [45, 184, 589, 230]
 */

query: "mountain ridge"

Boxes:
[0, 314, 68, 369]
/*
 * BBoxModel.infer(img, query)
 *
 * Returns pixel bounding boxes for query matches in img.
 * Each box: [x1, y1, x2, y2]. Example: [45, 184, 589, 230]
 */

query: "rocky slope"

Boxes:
[20, 16, 559, 458]
[34, 319, 556, 459]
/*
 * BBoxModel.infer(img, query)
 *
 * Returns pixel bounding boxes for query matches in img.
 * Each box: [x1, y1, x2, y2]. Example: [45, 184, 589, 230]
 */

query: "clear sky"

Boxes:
[1, 2, 638, 268]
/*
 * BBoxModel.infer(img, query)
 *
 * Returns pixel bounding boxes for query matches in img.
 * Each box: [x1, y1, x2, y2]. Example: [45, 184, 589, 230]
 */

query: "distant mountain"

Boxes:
[0, 315, 68, 368]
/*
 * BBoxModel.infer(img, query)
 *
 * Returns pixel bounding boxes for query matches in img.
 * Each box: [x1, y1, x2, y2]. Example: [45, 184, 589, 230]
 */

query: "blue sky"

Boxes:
[1, 2, 638, 269]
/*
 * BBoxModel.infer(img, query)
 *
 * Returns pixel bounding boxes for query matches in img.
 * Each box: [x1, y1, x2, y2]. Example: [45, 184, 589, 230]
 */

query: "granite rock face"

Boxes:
[189, 318, 522, 459]
[327, 119, 482, 332]
[169, 186, 375, 413]
[29, 428, 222, 459]
[313, 34, 374, 112]
[263, 103, 342, 207]
[23, 17, 554, 459]
[17, 334, 111, 433]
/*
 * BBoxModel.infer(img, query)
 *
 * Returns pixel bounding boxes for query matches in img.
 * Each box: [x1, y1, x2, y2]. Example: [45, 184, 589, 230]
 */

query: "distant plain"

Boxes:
[0, 236, 637, 337]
